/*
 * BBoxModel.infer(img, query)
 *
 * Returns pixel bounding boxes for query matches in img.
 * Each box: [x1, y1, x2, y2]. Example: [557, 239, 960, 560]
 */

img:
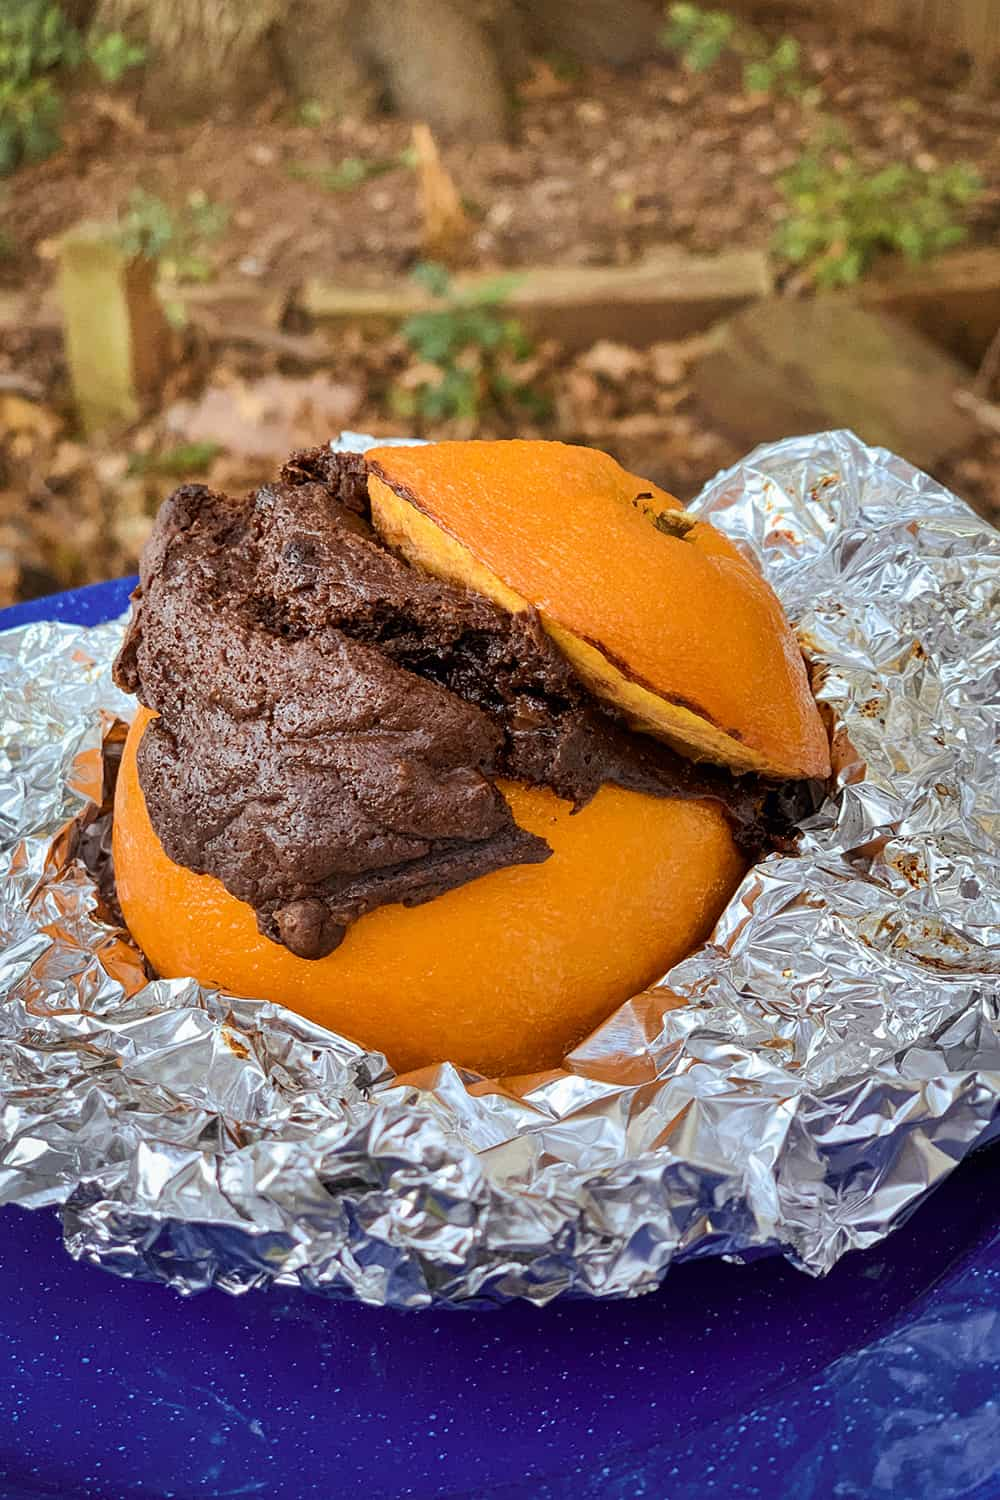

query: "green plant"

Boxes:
[88, 30, 146, 85]
[287, 149, 414, 193]
[394, 262, 547, 425]
[661, 3, 734, 71]
[184, 188, 229, 245]
[127, 441, 222, 477]
[0, 3, 144, 175]
[117, 187, 174, 258]
[295, 97, 329, 128]
[541, 50, 585, 84]
[742, 35, 802, 97]
[0, 1, 77, 173]
[661, 3, 805, 98]
[774, 141, 983, 287]
[0, 1, 82, 82]
[117, 187, 229, 282]
[0, 74, 61, 172]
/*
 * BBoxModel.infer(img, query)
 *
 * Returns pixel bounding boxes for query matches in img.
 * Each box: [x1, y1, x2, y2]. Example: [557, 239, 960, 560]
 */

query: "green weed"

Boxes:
[295, 98, 329, 128]
[0, 1, 74, 173]
[774, 140, 983, 286]
[662, 3, 733, 71]
[0, 1, 145, 175]
[742, 35, 803, 98]
[88, 30, 146, 86]
[542, 51, 585, 84]
[117, 187, 229, 282]
[661, 3, 805, 98]
[394, 262, 548, 425]
[0, 74, 61, 173]
[127, 441, 222, 477]
[286, 150, 414, 193]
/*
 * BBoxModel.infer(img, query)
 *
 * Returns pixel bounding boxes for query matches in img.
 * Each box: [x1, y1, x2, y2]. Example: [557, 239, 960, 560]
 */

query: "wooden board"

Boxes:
[860, 248, 1000, 369]
[692, 297, 979, 470]
[301, 249, 774, 352]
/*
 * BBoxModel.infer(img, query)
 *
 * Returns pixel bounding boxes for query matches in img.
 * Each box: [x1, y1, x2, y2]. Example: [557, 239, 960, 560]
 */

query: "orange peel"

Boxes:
[367, 440, 830, 780]
[114, 706, 745, 1077]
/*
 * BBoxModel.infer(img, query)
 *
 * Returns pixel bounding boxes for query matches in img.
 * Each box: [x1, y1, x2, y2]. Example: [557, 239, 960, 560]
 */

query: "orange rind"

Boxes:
[114, 706, 745, 1077]
[367, 440, 830, 780]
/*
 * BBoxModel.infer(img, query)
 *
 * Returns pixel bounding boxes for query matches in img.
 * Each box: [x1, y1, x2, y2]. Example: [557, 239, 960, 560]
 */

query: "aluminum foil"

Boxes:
[0, 428, 997, 1308]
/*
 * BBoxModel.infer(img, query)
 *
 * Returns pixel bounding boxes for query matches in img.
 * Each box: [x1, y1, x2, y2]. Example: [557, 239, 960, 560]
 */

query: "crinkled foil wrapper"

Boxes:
[0, 429, 997, 1308]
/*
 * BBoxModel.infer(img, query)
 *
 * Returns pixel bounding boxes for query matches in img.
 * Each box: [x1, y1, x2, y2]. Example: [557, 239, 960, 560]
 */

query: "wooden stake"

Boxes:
[411, 122, 472, 267]
[57, 222, 173, 436]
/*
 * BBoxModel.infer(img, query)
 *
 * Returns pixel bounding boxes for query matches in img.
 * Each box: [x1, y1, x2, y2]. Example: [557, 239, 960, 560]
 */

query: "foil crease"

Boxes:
[0, 428, 997, 1308]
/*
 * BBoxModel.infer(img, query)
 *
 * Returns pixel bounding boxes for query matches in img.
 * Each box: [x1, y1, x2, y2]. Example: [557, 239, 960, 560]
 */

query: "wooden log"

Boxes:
[301, 249, 774, 352]
[57, 222, 173, 436]
[692, 297, 979, 471]
[860, 248, 1000, 369]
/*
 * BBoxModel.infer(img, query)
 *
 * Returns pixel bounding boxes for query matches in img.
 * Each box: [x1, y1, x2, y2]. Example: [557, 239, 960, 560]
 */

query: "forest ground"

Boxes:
[2, 12, 999, 604]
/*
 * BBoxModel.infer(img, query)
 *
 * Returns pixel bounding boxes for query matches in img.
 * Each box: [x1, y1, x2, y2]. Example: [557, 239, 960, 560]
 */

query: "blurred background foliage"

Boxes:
[0, 0, 998, 604]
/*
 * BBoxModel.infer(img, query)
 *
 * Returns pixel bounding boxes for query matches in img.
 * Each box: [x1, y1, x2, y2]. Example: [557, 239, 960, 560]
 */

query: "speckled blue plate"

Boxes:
[1, 581, 999, 1500]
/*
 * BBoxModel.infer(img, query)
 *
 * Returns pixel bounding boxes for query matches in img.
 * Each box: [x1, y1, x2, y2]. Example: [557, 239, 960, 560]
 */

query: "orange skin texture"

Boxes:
[114, 708, 745, 1078]
[367, 440, 830, 781]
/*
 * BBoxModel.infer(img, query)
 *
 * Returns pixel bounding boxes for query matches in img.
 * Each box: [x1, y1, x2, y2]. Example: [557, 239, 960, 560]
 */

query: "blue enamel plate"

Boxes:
[1, 582, 999, 1500]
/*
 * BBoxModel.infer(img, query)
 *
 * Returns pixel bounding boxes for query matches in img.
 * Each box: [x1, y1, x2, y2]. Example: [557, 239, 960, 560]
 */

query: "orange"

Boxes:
[367, 440, 830, 780]
[114, 707, 745, 1077]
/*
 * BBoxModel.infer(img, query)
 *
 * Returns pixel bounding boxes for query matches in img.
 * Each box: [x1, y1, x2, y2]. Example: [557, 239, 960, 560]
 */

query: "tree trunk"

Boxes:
[272, 0, 377, 119]
[513, 0, 662, 68]
[92, 0, 282, 122]
[90, 0, 662, 137]
[365, 0, 510, 143]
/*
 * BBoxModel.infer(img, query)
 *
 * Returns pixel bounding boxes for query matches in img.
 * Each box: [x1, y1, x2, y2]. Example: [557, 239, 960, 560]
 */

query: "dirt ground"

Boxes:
[1, 11, 999, 605]
[5, 19, 1000, 295]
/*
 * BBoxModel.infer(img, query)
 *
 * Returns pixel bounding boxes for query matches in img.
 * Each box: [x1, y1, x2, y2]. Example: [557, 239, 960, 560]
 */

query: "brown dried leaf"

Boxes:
[579, 340, 645, 384]
[0, 395, 61, 441]
[165, 374, 364, 459]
